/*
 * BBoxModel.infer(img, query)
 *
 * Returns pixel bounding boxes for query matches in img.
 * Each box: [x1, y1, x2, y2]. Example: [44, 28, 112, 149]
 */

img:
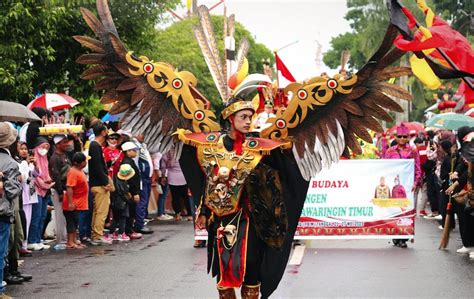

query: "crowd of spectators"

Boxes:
[376, 123, 474, 255]
[0, 108, 197, 297]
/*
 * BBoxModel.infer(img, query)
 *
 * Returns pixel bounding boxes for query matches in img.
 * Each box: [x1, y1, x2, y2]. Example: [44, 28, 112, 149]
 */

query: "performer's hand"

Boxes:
[196, 215, 207, 229]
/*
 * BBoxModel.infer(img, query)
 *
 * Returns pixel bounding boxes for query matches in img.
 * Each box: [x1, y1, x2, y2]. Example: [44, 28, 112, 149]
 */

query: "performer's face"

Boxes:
[232, 110, 254, 134]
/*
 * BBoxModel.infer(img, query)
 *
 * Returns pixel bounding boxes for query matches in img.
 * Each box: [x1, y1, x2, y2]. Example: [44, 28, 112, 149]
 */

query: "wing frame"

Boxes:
[261, 24, 413, 180]
[74, 0, 220, 156]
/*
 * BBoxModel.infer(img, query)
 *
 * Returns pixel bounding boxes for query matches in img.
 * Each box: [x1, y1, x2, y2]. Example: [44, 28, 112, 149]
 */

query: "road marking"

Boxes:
[288, 245, 306, 265]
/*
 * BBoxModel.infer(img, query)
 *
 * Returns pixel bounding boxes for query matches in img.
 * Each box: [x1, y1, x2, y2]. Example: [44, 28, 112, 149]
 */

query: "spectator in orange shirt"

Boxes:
[63, 153, 89, 249]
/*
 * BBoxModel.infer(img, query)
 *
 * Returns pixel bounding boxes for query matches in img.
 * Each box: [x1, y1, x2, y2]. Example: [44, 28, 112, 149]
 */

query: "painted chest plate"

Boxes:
[176, 130, 292, 217]
[197, 136, 263, 217]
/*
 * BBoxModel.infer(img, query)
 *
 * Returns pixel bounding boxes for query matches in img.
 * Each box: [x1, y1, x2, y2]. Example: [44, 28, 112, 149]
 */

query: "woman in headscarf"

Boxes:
[15, 141, 39, 252]
[27, 137, 55, 251]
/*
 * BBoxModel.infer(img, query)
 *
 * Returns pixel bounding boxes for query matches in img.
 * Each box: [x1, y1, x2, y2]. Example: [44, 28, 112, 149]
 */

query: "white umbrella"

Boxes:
[27, 93, 80, 111]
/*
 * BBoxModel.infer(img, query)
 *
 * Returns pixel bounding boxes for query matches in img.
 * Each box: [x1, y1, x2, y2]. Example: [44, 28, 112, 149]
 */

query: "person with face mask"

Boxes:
[27, 138, 55, 251]
[48, 134, 71, 246]
[103, 130, 121, 178]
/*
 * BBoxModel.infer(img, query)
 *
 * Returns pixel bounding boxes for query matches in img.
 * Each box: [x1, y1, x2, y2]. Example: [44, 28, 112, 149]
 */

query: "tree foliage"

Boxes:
[0, 0, 179, 116]
[0, 1, 272, 117]
[152, 15, 275, 111]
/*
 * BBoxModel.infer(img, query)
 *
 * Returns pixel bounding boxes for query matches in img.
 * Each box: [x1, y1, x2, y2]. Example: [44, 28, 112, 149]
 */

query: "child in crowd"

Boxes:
[63, 152, 89, 249]
[109, 164, 135, 242]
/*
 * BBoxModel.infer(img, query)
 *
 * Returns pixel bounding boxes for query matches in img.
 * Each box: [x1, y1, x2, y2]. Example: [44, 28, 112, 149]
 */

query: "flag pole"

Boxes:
[396, 0, 473, 90]
[274, 40, 299, 88]
[274, 51, 280, 89]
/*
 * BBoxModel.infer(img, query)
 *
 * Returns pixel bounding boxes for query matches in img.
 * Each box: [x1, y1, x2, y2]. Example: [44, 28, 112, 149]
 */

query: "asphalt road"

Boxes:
[8, 216, 474, 298]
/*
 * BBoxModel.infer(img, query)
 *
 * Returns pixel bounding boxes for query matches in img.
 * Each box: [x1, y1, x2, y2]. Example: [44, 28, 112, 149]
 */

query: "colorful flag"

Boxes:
[275, 53, 296, 82]
[387, 0, 474, 85]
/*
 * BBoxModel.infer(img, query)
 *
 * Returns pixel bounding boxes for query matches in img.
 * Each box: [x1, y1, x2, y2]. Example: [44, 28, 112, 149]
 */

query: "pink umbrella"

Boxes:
[27, 93, 79, 111]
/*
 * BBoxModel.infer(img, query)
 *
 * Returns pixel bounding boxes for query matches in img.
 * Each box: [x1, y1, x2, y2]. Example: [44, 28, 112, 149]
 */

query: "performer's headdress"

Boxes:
[193, 6, 271, 121]
[221, 97, 256, 120]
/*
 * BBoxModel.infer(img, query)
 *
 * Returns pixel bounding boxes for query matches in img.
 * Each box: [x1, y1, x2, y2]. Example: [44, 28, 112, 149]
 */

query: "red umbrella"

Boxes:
[27, 93, 79, 111]
[387, 122, 425, 135]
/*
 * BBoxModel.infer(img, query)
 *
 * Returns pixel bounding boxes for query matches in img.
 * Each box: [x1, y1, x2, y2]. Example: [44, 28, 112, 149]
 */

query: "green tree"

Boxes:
[0, 0, 179, 117]
[322, 32, 366, 70]
[152, 15, 274, 111]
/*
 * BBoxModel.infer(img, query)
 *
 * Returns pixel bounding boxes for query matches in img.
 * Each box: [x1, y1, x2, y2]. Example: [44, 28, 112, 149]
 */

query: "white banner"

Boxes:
[295, 159, 415, 240]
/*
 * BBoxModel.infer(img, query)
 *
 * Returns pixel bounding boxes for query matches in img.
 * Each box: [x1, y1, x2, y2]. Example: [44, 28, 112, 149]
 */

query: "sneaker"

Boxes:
[81, 237, 91, 243]
[456, 246, 472, 254]
[110, 232, 118, 241]
[27, 243, 42, 251]
[423, 213, 439, 220]
[118, 233, 130, 242]
[19, 248, 32, 257]
[438, 225, 444, 230]
[128, 232, 142, 240]
[418, 210, 427, 217]
[90, 237, 113, 246]
[156, 215, 173, 221]
[40, 243, 51, 250]
[434, 214, 443, 220]
[469, 252, 474, 259]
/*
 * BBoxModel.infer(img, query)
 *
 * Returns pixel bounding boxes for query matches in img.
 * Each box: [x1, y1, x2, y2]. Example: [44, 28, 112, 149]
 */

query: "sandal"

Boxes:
[66, 244, 79, 249]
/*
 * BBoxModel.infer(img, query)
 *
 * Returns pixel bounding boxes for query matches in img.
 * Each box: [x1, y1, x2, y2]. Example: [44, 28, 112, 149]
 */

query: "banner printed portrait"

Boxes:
[296, 159, 415, 239]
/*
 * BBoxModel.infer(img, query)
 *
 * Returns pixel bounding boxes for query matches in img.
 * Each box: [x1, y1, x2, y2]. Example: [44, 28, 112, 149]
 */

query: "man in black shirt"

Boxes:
[89, 123, 113, 245]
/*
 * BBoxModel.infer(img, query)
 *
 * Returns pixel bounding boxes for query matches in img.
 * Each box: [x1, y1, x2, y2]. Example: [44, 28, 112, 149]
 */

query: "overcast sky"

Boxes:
[168, 0, 351, 82]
